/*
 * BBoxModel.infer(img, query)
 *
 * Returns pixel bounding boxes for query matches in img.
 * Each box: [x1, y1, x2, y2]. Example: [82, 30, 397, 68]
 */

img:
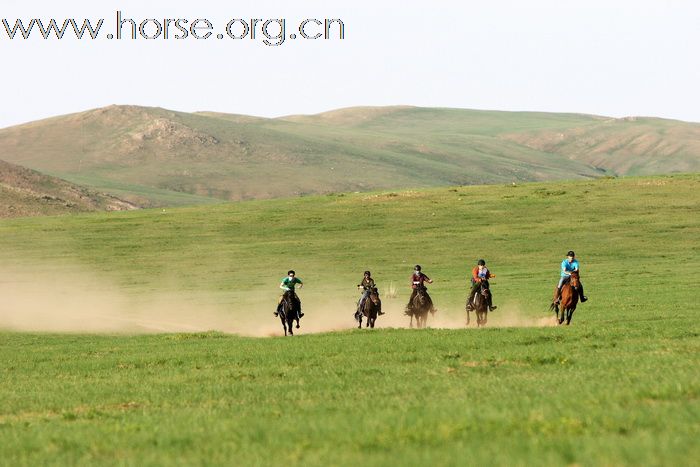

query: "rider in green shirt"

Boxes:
[275, 270, 304, 318]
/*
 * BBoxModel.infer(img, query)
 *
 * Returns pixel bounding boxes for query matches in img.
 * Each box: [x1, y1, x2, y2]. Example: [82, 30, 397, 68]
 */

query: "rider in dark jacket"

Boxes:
[356, 271, 384, 316]
[355, 271, 384, 319]
[405, 265, 435, 314]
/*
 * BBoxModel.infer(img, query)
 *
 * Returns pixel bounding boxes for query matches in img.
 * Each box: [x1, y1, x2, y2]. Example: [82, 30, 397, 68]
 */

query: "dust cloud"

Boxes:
[0, 265, 557, 336]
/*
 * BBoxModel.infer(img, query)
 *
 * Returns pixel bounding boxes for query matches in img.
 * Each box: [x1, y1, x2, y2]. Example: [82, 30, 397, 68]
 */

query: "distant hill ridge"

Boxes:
[0, 105, 697, 207]
[0, 159, 137, 218]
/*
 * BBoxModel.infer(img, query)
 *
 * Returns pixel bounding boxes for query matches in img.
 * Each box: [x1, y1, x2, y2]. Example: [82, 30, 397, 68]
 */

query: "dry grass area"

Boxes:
[0, 159, 137, 218]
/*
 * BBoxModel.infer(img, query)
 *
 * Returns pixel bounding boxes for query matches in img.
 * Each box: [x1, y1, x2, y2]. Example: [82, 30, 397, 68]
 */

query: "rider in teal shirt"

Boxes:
[556, 251, 588, 303]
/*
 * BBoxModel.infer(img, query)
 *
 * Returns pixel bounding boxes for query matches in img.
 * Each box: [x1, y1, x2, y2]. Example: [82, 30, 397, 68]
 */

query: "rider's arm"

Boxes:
[279, 282, 287, 290]
[561, 260, 571, 275]
[471, 267, 480, 282]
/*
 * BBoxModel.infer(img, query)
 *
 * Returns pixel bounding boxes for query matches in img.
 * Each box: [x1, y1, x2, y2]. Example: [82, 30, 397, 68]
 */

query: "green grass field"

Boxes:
[1, 174, 698, 465]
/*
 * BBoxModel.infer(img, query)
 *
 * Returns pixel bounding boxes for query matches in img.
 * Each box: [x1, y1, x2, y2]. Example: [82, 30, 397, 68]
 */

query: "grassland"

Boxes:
[0, 174, 698, 465]
[1, 105, 698, 206]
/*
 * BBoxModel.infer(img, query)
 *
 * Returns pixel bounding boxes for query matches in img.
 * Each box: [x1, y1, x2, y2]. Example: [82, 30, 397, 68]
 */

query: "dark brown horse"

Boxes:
[407, 286, 436, 328]
[550, 271, 580, 325]
[278, 290, 301, 336]
[357, 287, 381, 328]
[466, 280, 491, 327]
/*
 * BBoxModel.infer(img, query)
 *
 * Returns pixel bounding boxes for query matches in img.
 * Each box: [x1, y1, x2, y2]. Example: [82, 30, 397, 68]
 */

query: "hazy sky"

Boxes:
[1, 0, 699, 129]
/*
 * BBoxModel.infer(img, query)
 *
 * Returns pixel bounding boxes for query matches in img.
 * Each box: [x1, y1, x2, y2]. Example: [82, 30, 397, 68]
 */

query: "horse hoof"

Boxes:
[296, 324, 300, 329]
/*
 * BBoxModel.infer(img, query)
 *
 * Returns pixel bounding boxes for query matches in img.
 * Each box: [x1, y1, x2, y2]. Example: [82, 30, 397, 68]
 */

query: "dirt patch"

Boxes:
[0, 265, 557, 336]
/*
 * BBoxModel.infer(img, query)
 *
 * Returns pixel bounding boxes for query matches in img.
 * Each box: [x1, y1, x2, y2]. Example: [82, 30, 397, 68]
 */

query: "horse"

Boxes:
[357, 287, 382, 329]
[407, 286, 435, 328]
[550, 271, 580, 325]
[466, 280, 491, 327]
[278, 290, 301, 336]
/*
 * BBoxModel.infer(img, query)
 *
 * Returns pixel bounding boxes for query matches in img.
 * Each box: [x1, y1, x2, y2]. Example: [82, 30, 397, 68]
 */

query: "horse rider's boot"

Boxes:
[488, 296, 497, 311]
[576, 284, 588, 302]
[298, 310, 304, 318]
[378, 309, 385, 315]
[467, 291, 476, 310]
[555, 287, 562, 304]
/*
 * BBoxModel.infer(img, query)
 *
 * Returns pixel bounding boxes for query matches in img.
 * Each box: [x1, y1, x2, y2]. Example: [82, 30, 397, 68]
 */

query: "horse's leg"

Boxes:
[410, 314, 414, 328]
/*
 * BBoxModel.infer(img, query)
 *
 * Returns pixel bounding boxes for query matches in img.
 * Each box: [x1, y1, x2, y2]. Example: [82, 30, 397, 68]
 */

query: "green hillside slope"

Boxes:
[0, 174, 697, 465]
[1, 105, 697, 207]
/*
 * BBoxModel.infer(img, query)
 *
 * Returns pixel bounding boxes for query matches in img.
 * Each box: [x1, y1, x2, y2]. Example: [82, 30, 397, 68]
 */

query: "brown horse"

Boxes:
[550, 271, 580, 325]
[278, 290, 301, 336]
[466, 280, 491, 327]
[357, 287, 381, 328]
[407, 286, 436, 328]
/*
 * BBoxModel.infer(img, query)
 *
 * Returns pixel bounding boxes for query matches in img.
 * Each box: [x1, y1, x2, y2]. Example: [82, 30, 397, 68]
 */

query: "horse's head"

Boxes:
[570, 271, 580, 287]
[415, 286, 427, 305]
[369, 287, 380, 305]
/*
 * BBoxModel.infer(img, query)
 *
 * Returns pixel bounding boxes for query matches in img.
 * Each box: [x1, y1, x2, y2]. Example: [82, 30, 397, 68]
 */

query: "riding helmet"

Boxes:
[478, 259, 486, 265]
[288, 270, 295, 275]
[414, 265, 422, 271]
[567, 251, 575, 257]
[364, 270, 371, 276]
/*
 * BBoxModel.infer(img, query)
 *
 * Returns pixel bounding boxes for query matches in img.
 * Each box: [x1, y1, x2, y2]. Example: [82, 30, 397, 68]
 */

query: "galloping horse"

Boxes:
[357, 287, 382, 329]
[550, 271, 580, 325]
[407, 286, 435, 328]
[466, 280, 491, 327]
[278, 290, 301, 336]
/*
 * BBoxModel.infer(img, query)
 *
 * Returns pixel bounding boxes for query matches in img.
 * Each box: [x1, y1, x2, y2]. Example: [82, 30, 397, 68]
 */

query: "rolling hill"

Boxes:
[0, 105, 698, 207]
[0, 159, 137, 218]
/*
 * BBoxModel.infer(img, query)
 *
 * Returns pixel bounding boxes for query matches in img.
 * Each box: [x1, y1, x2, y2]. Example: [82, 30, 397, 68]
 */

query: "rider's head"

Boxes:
[287, 270, 295, 276]
[414, 265, 422, 272]
[477, 259, 486, 266]
[364, 270, 371, 277]
[567, 250, 575, 260]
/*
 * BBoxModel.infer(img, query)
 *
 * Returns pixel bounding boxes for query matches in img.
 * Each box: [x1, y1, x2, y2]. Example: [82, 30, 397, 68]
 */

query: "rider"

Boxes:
[275, 270, 304, 317]
[555, 251, 588, 304]
[467, 259, 497, 311]
[356, 270, 384, 318]
[406, 265, 434, 314]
